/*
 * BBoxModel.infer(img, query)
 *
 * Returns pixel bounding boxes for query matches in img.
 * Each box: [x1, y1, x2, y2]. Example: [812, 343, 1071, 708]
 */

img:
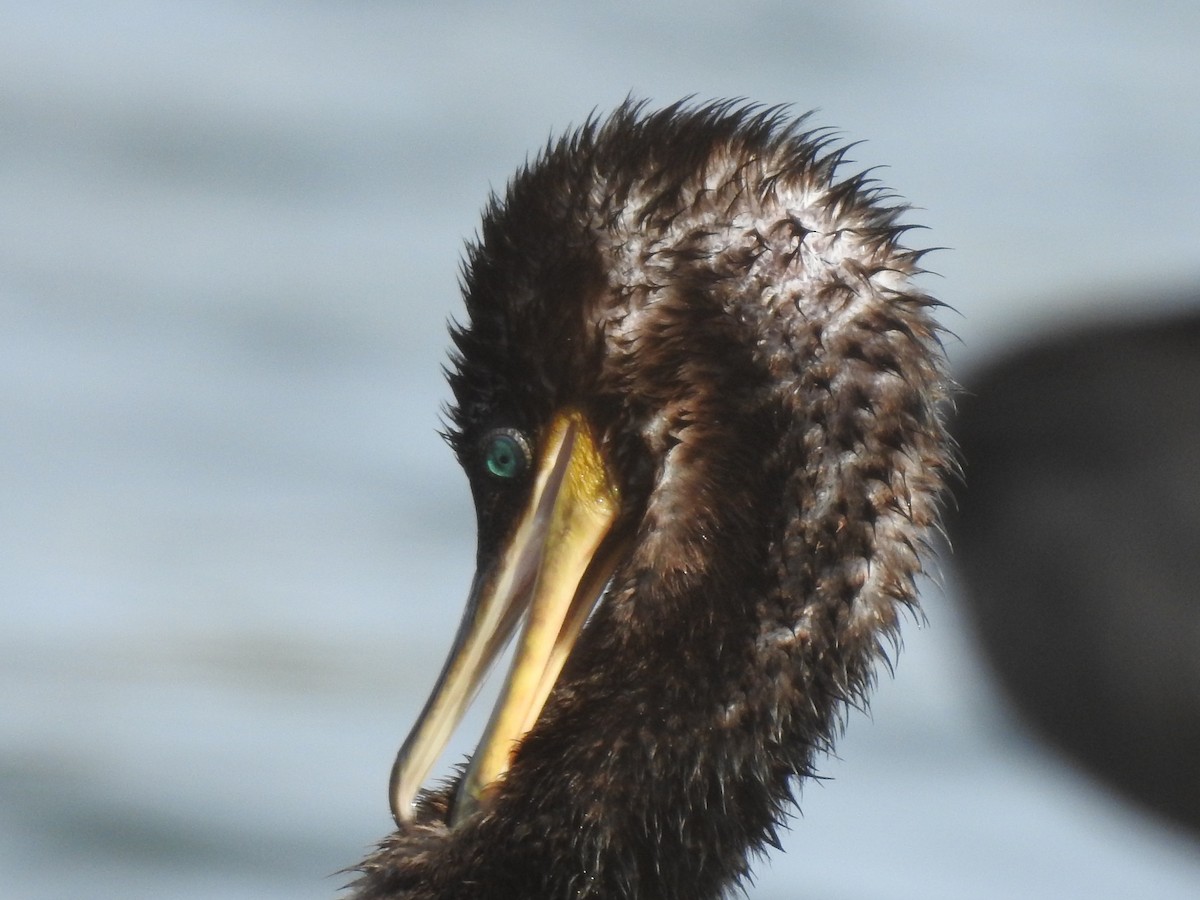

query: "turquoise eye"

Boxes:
[483, 429, 531, 480]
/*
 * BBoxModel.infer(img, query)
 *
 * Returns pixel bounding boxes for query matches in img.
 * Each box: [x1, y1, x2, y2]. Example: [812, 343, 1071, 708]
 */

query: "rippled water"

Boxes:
[4, 3, 1199, 897]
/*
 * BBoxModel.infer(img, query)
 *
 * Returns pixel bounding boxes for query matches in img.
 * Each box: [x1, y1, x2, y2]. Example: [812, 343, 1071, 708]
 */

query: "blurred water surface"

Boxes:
[3, 3, 1199, 898]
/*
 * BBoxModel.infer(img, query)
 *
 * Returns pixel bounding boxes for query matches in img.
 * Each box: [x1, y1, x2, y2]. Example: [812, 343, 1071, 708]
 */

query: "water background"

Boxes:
[3, 3, 1200, 897]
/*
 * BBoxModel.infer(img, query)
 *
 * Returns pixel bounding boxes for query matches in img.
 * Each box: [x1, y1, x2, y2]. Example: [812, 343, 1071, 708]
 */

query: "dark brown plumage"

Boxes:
[350, 100, 952, 899]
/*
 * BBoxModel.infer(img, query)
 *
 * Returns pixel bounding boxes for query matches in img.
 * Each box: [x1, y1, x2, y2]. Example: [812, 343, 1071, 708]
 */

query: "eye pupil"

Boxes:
[483, 430, 530, 480]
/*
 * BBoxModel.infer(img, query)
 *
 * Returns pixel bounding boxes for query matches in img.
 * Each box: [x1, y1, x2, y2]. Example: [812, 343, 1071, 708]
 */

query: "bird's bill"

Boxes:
[389, 409, 623, 826]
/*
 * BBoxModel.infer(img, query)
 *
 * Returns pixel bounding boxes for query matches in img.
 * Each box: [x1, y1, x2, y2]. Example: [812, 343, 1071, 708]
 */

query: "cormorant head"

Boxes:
[372, 100, 950, 897]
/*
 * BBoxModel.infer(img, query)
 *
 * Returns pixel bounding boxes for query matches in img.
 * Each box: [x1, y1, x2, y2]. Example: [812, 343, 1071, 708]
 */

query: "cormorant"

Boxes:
[350, 99, 952, 899]
[951, 307, 1200, 835]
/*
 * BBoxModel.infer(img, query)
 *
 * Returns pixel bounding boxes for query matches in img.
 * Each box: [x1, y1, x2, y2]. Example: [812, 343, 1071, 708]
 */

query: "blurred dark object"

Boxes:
[951, 306, 1200, 835]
